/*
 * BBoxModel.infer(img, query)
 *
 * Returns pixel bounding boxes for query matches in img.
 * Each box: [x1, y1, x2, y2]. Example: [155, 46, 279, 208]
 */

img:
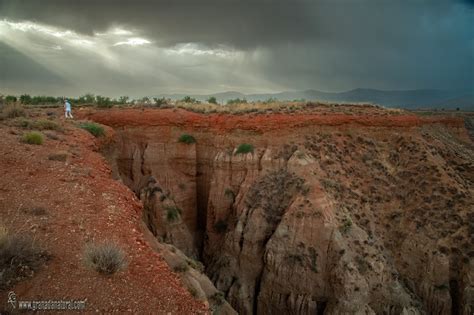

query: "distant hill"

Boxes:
[154, 89, 474, 110]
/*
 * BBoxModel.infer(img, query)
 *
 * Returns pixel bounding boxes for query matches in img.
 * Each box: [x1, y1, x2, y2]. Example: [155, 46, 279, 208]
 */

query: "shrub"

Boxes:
[187, 286, 198, 297]
[173, 262, 189, 273]
[5, 95, 17, 103]
[20, 94, 32, 104]
[0, 231, 47, 289]
[3, 104, 25, 118]
[339, 218, 353, 234]
[79, 122, 105, 137]
[186, 258, 205, 272]
[153, 97, 167, 107]
[95, 95, 112, 108]
[18, 119, 62, 131]
[207, 96, 218, 104]
[23, 206, 47, 216]
[181, 96, 199, 103]
[15, 118, 33, 128]
[33, 119, 61, 131]
[224, 188, 235, 200]
[83, 242, 127, 275]
[165, 205, 182, 222]
[235, 143, 254, 154]
[227, 98, 247, 105]
[178, 134, 196, 144]
[48, 151, 68, 161]
[210, 291, 226, 306]
[213, 220, 228, 234]
[22, 132, 43, 145]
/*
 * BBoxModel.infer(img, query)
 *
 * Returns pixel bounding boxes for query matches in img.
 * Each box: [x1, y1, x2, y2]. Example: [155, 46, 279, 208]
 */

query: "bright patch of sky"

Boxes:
[0, 18, 268, 96]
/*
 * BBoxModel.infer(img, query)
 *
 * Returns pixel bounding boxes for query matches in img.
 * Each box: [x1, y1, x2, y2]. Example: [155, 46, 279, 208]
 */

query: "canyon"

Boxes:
[85, 104, 474, 315]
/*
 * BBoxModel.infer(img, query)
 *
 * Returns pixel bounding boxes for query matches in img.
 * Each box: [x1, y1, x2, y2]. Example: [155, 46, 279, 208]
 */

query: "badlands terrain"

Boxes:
[0, 102, 473, 314]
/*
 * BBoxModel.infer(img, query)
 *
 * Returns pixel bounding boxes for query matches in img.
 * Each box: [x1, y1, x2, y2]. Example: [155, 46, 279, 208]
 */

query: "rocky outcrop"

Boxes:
[92, 107, 473, 314]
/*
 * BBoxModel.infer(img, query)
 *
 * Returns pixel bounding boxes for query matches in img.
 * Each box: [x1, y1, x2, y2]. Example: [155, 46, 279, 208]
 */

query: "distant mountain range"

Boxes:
[154, 88, 474, 110]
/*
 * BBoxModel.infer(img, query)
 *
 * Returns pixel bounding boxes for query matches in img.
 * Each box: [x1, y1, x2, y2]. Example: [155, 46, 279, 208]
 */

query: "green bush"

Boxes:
[22, 132, 43, 145]
[5, 95, 17, 103]
[227, 98, 247, 105]
[83, 242, 127, 275]
[95, 95, 112, 108]
[20, 94, 32, 104]
[181, 96, 199, 103]
[178, 134, 196, 144]
[235, 143, 254, 154]
[153, 97, 167, 107]
[339, 218, 353, 234]
[80, 122, 105, 137]
[207, 96, 218, 104]
[165, 205, 182, 222]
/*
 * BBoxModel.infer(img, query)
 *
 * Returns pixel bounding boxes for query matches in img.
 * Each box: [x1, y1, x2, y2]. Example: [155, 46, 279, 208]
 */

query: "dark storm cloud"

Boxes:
[0, 0, 317, 49]
[0, 0, 472, 95]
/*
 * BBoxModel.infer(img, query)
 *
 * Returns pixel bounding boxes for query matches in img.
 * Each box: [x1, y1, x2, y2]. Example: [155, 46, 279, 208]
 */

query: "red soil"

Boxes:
[82, 108, 465, 134]
[0, 116, 207, 313]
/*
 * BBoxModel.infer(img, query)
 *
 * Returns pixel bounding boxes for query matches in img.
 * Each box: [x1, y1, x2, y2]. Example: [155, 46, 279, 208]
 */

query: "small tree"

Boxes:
[5, 95, 17, 103]
[153, 97, 167, 107]
[207, 96, 218, 104]
[20, 94, 32, 105]
[181, 96, 199, 103]
[118, 96, 129, 104]
[227, 98, 247, 105]
[139, 96, 151, 104]
[78, 93, 95, 104]
[96, 95, 112, 108]
[263, 97, 277, 104]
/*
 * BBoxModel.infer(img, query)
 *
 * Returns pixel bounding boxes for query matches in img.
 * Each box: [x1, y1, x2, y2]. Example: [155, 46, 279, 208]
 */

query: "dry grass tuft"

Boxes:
[83, 242, 127, 275]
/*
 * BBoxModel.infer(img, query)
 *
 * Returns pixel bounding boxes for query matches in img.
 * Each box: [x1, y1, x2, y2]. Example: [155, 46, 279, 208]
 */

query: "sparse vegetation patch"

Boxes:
[178, 134, 196, 144]
[339, 217, 353, 234]
[210, 291, 226, 306]
[79, 122, 105, 137]
[0, 229, 48, 289]
[2, 104, 25, 119]
[83, 242, 127, 275]
[22, 132, 44, 145]
[165, 205, 182, 222]
[246, 169, 304, 224]
[33, 119, 62, 131]
[235, 143, 254, 154]
[224, 188, 235, 200]
[48, 151, 69, 161]
[173, 262, 189, 273]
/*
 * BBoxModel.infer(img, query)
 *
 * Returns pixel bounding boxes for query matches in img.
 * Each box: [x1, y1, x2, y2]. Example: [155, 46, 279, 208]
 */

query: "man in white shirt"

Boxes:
[64, 99, 73, 119]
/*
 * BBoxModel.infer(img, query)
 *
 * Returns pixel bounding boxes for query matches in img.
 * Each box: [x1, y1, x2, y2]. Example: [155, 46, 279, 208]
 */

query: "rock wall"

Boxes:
[95, 109, 473, 315]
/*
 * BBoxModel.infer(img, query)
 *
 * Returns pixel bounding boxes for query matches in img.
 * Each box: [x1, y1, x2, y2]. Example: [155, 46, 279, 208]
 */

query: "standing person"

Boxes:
[64, 99, 73, 119]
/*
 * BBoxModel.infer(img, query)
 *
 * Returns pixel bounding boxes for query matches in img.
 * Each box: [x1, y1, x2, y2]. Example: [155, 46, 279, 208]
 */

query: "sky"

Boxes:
[0, 0, 473, 97]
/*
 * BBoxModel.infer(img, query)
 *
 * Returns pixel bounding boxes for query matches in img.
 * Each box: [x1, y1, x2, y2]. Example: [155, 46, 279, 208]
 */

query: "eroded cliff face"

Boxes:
[92, 108, 473, 314]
